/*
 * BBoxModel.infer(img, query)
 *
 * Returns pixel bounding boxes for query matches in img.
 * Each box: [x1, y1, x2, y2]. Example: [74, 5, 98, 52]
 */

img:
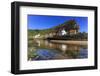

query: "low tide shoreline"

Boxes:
[50, 40, 87, 45]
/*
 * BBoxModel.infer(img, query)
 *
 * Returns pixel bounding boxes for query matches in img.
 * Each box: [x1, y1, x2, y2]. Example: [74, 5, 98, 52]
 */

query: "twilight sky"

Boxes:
[28, 15, 88, 32]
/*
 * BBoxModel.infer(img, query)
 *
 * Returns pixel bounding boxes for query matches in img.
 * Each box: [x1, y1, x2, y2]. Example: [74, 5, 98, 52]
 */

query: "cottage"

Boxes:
[55, 20, 80, 36]
[46, 20, 80, 38]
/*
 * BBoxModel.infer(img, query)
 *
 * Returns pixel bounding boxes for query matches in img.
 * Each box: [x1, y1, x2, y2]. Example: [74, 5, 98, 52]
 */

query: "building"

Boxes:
[45, 20, 80, 38]
[54, 20, 79, 36]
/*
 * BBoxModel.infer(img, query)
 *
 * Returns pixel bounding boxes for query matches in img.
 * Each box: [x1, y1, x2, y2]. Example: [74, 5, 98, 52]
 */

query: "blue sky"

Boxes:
[28, 15, 88, 32]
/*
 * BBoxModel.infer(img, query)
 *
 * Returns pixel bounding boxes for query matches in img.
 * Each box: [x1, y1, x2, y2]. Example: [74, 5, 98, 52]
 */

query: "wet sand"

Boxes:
[50, 40, 87, 45]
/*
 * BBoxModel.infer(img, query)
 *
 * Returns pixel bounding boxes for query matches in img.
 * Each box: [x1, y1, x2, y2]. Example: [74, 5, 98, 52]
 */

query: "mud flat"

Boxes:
[50, 40, 87, 45]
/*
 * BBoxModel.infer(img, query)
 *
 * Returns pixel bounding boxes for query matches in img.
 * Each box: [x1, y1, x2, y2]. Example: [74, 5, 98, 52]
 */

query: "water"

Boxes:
[28, 39, 88, 61]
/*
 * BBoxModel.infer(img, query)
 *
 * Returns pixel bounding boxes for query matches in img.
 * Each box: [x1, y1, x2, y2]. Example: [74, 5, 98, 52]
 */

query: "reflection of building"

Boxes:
[35, 39, 80, 54]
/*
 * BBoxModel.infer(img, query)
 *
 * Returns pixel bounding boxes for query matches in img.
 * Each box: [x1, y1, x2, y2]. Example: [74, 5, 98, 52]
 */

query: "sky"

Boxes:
[28, 15, 88, 32]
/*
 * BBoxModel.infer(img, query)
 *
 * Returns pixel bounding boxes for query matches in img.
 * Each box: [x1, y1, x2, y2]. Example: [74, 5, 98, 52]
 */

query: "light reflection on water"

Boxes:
[28, 39, 88, 61]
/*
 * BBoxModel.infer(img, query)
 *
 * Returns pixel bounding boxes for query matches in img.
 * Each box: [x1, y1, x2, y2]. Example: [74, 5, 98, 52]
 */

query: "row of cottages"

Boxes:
[45, 20, 80, 38]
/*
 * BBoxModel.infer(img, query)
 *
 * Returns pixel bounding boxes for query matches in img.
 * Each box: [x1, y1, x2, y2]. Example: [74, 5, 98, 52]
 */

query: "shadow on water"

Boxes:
[28, 39, 88, 61]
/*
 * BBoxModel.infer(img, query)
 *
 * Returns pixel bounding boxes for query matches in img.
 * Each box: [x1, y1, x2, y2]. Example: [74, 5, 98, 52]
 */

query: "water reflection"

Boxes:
[28, 39, 88, 61]
[61, 44, 67, 52]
